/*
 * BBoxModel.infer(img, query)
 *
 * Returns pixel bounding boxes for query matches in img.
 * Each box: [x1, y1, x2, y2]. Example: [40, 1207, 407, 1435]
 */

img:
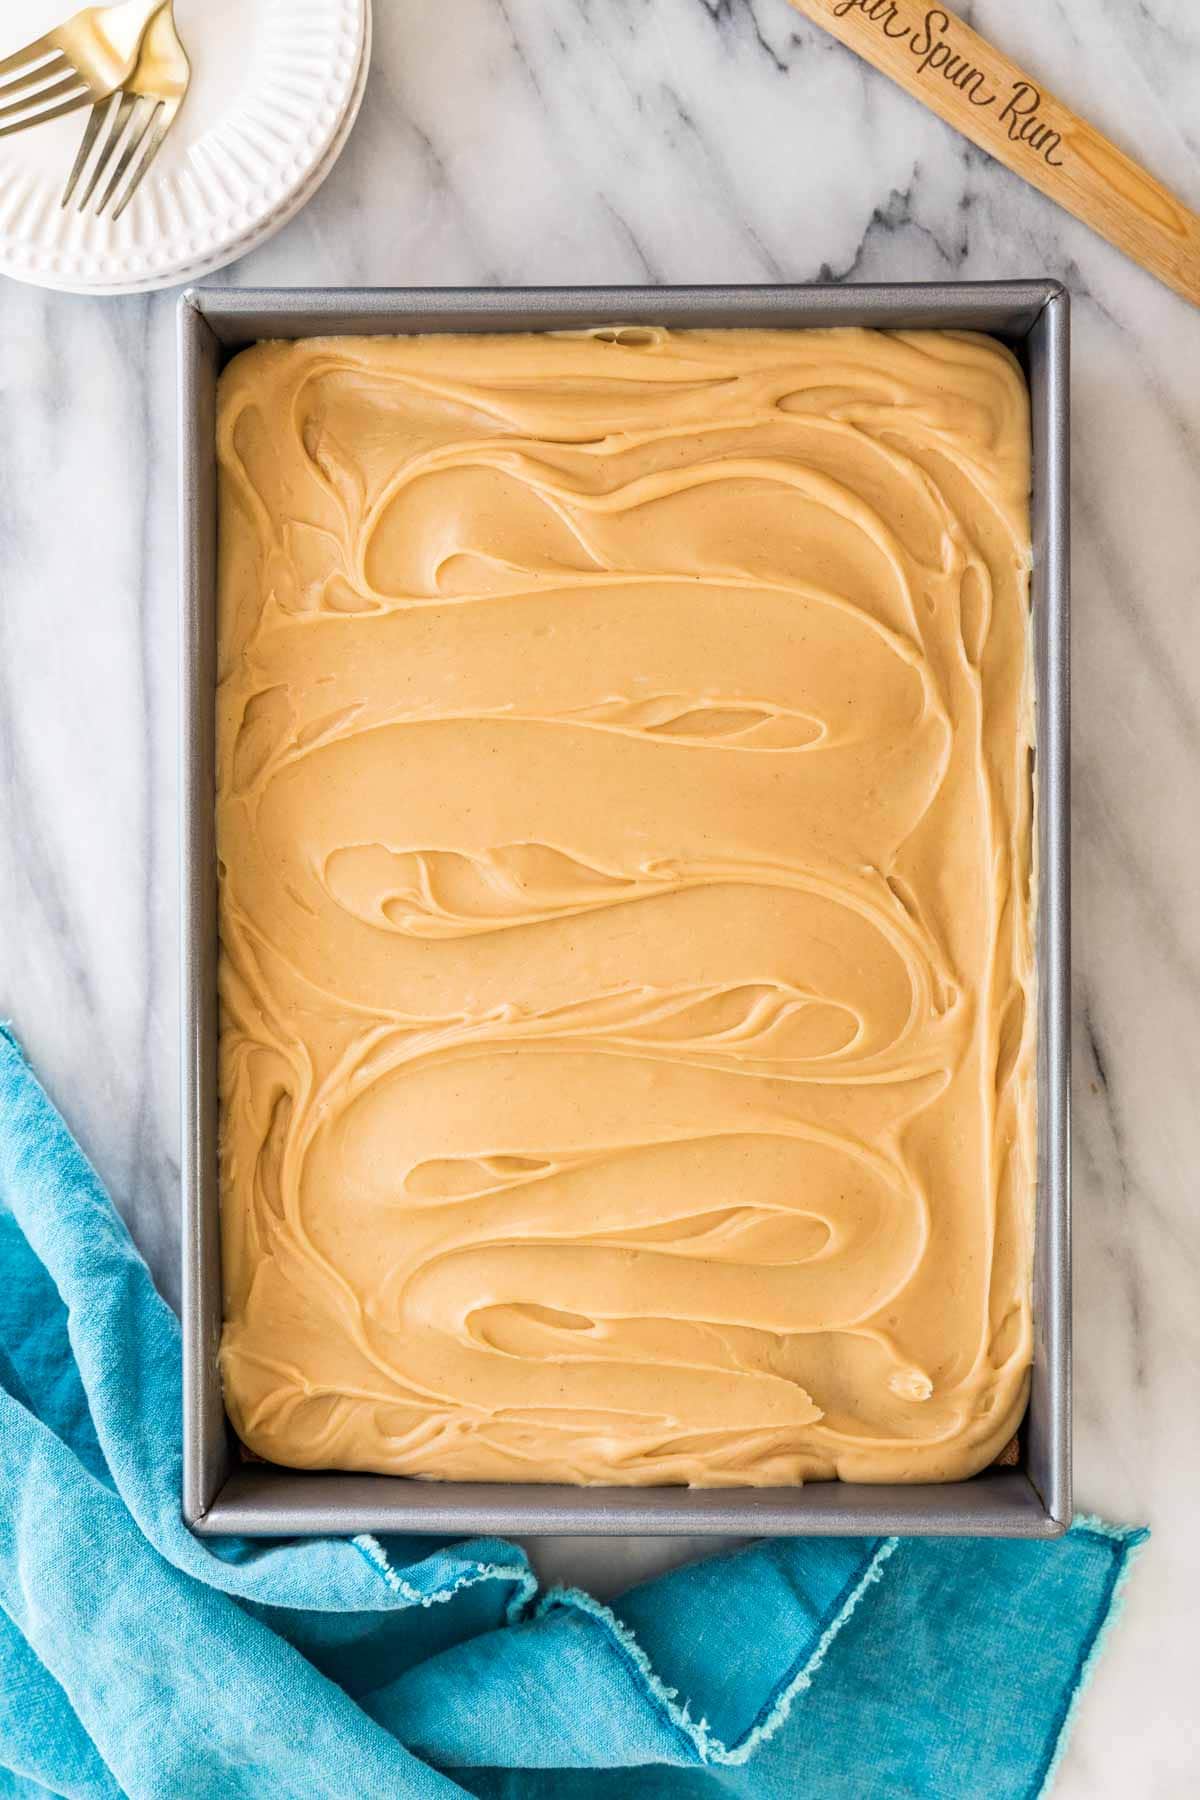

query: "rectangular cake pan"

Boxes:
[180, 282, 1070, 1538]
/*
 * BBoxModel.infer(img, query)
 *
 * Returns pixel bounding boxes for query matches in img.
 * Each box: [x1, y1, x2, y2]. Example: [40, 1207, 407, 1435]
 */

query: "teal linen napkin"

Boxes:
[0, 1023, 1145, 1800]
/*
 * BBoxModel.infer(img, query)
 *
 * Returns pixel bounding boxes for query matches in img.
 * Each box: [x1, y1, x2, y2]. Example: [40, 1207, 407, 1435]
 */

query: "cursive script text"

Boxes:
[830, 1, 1067, 164]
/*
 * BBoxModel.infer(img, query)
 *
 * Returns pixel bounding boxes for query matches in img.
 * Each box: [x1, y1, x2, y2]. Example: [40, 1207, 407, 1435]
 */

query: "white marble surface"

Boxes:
[1, 0, 1198, 1791]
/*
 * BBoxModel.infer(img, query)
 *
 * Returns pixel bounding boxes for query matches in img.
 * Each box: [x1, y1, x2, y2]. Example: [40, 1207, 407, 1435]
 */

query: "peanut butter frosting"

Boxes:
[216, 325, 1036, 1487]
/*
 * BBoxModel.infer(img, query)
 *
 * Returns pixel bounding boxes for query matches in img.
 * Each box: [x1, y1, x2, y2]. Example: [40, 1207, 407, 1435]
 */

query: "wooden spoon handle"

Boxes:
[786, 0, 1200, 308]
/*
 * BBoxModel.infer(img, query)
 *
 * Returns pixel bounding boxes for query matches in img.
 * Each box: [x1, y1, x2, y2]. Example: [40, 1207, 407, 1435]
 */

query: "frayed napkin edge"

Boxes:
[352, 1533, 537, 1623]
[534, 1535, 899, 1767]
[1035, 1516, 1150, 1797]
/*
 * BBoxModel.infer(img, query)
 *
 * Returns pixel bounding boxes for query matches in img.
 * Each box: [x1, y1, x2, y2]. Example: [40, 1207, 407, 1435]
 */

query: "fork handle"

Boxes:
[67, 0, 169, 91]
[786, 0, 1200, 308]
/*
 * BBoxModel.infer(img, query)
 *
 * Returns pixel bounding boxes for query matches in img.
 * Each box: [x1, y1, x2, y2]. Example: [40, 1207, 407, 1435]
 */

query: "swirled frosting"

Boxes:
[216, 325, 1035, 1487]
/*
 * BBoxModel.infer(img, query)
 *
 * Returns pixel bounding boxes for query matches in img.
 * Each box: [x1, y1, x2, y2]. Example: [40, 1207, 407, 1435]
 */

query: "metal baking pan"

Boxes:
[180, 283, 1070, 1538]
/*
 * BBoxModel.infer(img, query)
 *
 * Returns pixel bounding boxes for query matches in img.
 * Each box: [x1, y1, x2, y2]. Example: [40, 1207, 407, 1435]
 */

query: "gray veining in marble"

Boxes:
[2, 1, 1199, 1791]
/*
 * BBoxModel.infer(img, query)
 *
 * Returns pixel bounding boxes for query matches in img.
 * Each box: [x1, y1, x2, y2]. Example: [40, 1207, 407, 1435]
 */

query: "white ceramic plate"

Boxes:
[0, 0, 369, 294]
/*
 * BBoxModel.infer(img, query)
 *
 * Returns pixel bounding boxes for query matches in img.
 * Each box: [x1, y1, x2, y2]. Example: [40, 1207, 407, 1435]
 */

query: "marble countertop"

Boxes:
[2, 0, 1197, 1790]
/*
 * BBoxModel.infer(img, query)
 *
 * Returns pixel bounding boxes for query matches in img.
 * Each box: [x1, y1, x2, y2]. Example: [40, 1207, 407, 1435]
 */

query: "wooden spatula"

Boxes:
[787, 0, 1200, 307]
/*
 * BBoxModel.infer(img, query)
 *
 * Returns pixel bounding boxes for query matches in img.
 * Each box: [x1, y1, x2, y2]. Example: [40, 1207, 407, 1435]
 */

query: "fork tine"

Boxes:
[0, 89, 89, 139]
[71, 90, 134, 208]
[0, 32, 58, 80]
[96, 94, 158, 215]
[111, 99, 175, 221]
[62, 98, 108, 208]
[0, 53, 71, 100]
[0, 72, 84, 123]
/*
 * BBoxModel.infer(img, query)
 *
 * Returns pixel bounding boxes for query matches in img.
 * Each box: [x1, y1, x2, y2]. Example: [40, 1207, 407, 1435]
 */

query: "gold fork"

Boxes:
[61, 1, 189, 219]
[0, 0, 165, 140]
